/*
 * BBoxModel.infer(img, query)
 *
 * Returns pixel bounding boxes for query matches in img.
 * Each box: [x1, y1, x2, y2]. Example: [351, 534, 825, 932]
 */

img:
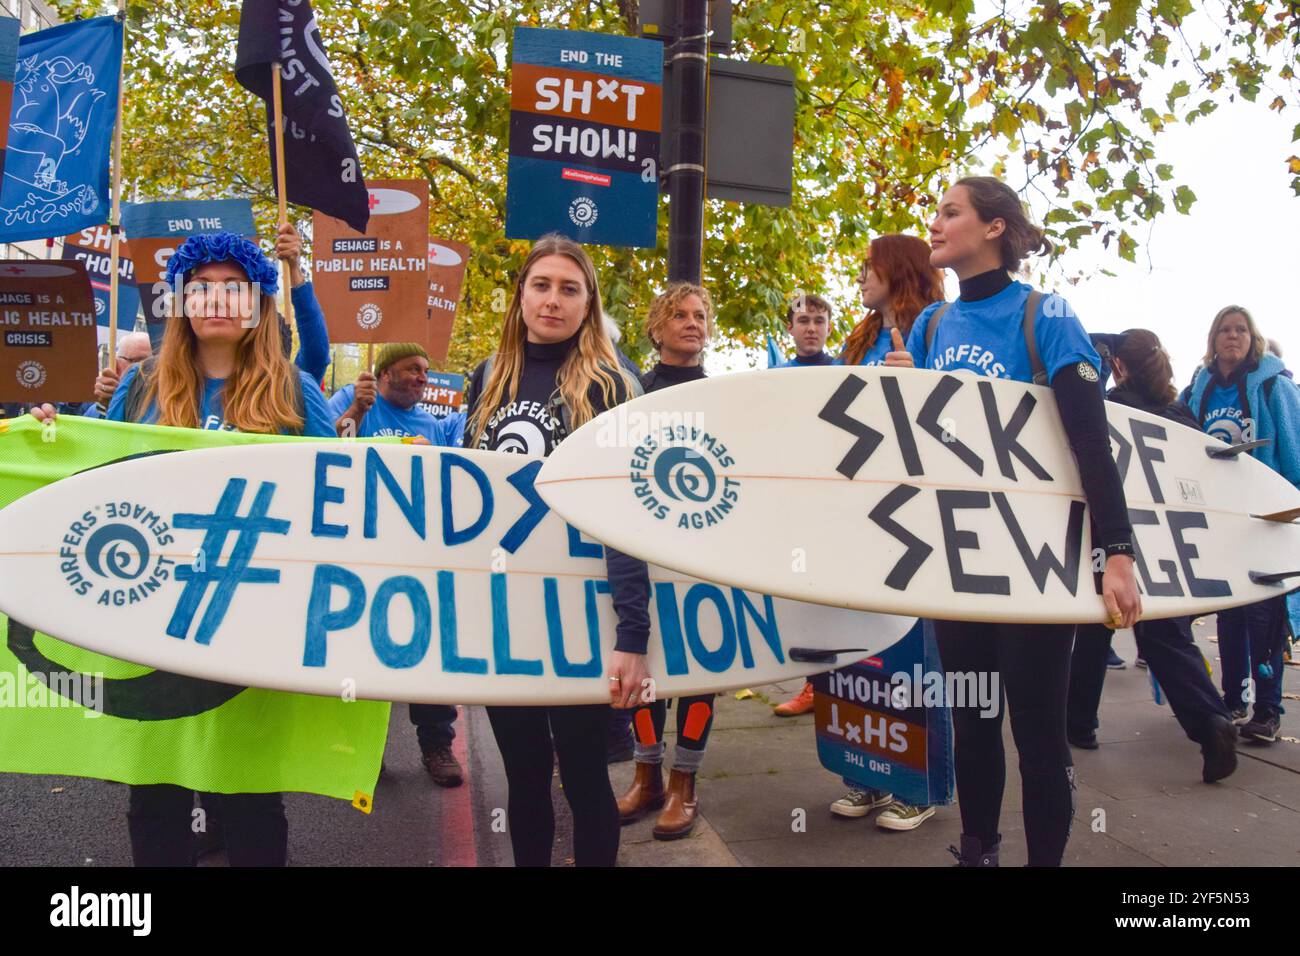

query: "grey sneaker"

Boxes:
[876, 802, 936, 831]
[830, 787, 893, 818]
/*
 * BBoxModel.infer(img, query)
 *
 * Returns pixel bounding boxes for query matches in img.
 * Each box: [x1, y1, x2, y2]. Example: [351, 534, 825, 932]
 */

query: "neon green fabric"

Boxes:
[0, 414, 390, 806]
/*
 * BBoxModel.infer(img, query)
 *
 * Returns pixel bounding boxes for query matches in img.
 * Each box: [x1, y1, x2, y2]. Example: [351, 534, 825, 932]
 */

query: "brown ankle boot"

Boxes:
[617, 761, 665, 824]
[652, 768, 698, 841]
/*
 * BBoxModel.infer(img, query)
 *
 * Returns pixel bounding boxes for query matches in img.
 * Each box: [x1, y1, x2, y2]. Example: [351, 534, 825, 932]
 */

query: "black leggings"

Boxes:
[127, 784, 286, 867]
[934, 620, 1076, 867]
[632, 694, 716, 751]
[486, 703, 620, 867]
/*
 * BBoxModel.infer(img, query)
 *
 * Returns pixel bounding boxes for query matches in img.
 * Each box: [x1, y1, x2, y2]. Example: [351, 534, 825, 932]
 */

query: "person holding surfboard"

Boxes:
[465, 232, 652, 867]
[884, 176, 1142, 867]
[1181, 306, 1300, 744]
[615, 281, 720, 840]
[1067, 329, 1238, 781]
[31, 231, 336, 866]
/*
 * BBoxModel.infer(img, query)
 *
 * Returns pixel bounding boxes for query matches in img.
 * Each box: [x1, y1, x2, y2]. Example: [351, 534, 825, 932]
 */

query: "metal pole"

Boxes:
[666, 0, 708, 284]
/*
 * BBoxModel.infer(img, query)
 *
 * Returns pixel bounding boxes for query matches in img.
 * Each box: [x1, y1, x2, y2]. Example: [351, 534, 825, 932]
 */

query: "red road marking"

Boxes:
[439, 705, 478, 867]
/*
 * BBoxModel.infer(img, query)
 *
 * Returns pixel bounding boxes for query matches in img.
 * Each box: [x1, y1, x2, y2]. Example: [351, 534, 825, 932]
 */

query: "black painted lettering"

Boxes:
[978, 382, 1051, 481]
[1108, 421, 1132, 484]
[1130, 418, 1168, 504]
[879, 377, 923, 476]
[992, 492, 1083, 594]
[867, 484, 934, 590]
[918, 375, 984, 476]
[1127, 508, 1184, 597]
[817, 375, 885, 479]
[937, 490, 1009, 595]
[1167, 510, 1230, 598]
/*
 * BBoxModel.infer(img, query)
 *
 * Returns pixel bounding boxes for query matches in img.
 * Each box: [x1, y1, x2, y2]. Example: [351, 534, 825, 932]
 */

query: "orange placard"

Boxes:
[0, 261, 97, 403]
[426, 237, 470, 363]
[313, 179, 430, 345]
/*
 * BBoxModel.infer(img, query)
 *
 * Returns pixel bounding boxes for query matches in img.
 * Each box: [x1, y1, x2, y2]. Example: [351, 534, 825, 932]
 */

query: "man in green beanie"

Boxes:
[327, 343, 449, 442]
[325, 343, 464, 787]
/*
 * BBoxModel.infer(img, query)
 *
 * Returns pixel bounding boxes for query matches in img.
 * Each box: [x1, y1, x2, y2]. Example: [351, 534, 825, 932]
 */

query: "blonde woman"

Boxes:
[31, 232, 334, 866]
[465, 232, 651, 867]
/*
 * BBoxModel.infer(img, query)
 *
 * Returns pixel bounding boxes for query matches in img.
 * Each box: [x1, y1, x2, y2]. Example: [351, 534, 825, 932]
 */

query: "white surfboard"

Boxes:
[0, 443, 914, 704]
[536, 366, 1300, 623]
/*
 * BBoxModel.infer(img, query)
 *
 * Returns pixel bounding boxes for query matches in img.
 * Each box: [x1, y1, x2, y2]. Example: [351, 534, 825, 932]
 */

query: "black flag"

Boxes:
[234, 0, 369, 233]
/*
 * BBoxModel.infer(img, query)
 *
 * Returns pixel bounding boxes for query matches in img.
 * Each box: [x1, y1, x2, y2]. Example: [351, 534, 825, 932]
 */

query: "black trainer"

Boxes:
[1199, 715, 1238, 783]
[1239, 711, 1281, 744]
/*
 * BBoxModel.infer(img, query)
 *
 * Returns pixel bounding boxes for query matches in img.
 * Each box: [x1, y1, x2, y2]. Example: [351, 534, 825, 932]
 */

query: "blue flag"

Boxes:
[765, 332, 783, 368]
[0, 16, 123, 243]
[0, 17, 19, 184]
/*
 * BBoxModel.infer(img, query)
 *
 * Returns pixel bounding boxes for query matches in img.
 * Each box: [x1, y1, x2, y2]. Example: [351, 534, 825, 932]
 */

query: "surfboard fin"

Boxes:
[1251, 506, 1300, 523]
[1249, 570, 1300, 586]
[789, 647, 871, 664]
[1206, 438, 1270, 459]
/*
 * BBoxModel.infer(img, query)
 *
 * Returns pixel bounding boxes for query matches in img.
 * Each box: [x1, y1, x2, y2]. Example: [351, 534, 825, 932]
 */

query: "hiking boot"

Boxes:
[1239, 711, 1281, 744]
[829, 787, 893, 818]
[617, 761, 665, 823]
[1199, 715, 1238, 783]
[652, 769, 699, 841]
[421, 746, 464, 788]
[876, 802, 936, 831]
[774, 682, 815, 717]
[1225, 703, 1249, 725]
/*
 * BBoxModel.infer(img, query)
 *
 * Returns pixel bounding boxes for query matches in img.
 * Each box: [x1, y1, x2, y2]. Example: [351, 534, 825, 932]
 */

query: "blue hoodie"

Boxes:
[1186, 353, 1300, 634]
[1185, 353, 1300, 488]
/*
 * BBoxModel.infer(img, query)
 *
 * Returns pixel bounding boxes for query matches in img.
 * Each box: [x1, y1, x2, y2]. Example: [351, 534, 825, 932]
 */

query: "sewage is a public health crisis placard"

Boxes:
[505, 27, 662, 249]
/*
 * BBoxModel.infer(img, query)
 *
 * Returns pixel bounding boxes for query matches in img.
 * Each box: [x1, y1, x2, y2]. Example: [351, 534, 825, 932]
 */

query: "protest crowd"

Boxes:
[0, 1, 1295, 874]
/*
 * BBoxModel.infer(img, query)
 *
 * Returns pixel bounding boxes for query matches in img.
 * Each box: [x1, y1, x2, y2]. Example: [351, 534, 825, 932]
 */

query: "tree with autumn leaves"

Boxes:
[53, 0, 1300, 373]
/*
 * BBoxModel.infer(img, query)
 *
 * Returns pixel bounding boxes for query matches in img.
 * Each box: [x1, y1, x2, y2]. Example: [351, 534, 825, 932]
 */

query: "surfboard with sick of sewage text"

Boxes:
[535, 366, 1300, 623]
[0, 443, 915, 704]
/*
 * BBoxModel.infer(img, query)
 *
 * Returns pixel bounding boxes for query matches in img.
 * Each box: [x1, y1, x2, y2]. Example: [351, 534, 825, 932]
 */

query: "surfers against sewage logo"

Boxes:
[629, 424, 740, 530]
[59, 501, 178, 606]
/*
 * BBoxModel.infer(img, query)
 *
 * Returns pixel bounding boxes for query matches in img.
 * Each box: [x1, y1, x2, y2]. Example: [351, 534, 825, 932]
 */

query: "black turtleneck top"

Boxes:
[466, 333, 652, 654]
[792, 350, 835, 367]
[958, 268, 1012, 302]
[642, 360, 706, 393]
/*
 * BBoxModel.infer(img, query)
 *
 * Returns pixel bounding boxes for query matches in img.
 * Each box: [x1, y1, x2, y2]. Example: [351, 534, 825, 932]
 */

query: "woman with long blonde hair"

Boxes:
[31, 232, 334, 867]
[465, 232, 652, 866]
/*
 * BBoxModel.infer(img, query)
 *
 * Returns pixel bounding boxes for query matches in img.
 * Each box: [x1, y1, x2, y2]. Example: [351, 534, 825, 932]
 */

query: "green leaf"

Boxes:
[1173, 184, 1197, 214]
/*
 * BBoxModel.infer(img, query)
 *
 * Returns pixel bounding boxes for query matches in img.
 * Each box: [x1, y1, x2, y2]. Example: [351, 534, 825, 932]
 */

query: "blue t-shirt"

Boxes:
[906, 281, 1099, 384]
[326, 384, 449, 443]
[844, 327, 893, 367]
[1201, 382, 1251, 444]
[107, 363, 335, 437]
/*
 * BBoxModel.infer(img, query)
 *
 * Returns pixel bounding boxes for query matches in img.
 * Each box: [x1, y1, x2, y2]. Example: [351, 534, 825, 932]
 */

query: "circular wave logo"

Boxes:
[16, 360, 46, 389]
[357, 303, 383, 330]
[59, 500, 177, 606]
[84, 524, 150, 580]
[629, 425, 740, 530]
[653, 446, 717, 503]
[496, 419, 546, 456]
[569, 197, 598, 228]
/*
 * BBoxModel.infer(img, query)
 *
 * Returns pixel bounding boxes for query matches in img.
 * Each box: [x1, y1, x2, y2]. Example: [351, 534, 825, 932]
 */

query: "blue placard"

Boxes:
[419, 370, 465, 419]
[120, 198, 256, 239]
[505, 27, 661, 249]
[0, 17, 19, 79]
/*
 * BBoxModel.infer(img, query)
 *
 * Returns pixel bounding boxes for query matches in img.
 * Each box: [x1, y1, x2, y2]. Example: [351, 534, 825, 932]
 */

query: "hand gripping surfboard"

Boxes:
[535, 366, 1300, 624]
[0, 442, 914, 703]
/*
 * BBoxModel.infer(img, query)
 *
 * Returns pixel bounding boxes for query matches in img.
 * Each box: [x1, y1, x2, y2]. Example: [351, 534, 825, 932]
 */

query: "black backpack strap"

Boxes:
[123, 356, 156, 423]
[924, 302, 952, 355]
[1022, 291, 1047, 386]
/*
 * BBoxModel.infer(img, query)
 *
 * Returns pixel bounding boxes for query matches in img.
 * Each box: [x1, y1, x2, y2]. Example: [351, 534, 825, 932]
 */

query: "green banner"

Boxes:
[0, 414, 390, 807]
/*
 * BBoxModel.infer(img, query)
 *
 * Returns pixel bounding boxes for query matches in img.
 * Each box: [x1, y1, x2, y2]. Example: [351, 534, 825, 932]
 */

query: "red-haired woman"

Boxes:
[840, 234, 946, 366]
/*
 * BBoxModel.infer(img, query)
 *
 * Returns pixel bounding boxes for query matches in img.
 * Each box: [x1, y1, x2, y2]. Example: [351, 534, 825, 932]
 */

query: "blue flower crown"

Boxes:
[164, 231, 279, 296]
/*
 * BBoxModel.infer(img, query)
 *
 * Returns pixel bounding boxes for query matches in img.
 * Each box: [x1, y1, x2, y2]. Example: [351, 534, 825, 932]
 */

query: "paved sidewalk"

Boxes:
[612, 623, 1300, 867]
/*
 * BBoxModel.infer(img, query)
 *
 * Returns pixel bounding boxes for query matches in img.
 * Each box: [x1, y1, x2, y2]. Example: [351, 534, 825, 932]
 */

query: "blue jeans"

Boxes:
[1217, 597, 1287, 717]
